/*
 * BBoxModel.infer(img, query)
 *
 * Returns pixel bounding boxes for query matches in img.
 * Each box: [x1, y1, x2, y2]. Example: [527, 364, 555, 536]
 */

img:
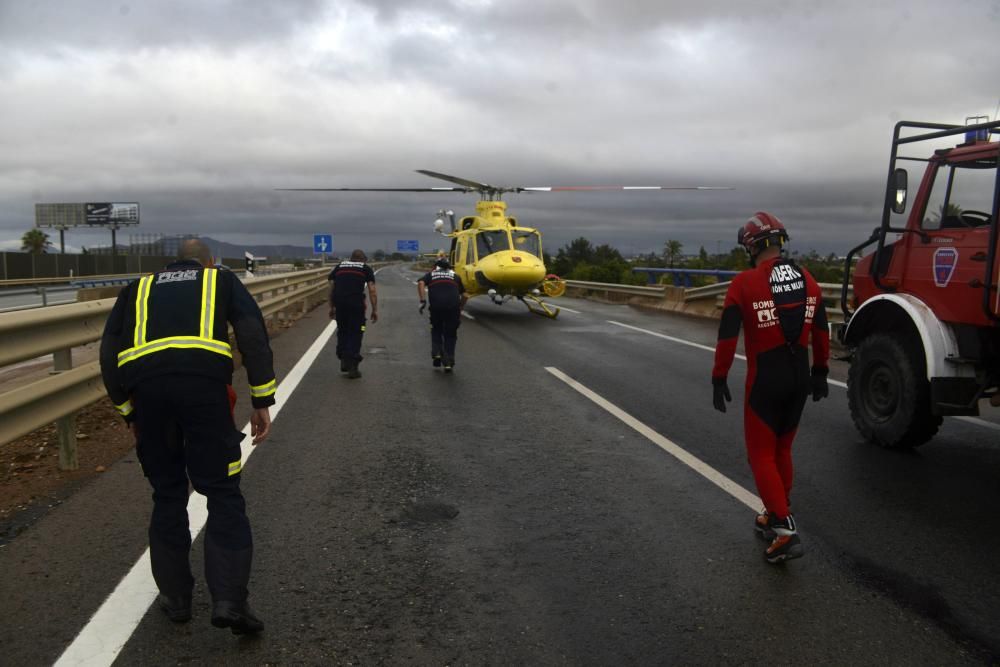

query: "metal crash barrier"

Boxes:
[0, 267, 339, 469]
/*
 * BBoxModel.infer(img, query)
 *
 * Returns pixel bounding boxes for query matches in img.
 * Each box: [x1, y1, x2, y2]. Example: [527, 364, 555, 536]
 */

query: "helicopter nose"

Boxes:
[483, 254, 545, 289]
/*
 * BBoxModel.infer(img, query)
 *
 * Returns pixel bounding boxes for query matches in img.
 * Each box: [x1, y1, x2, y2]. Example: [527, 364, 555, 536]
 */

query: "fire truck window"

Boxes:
[923, 162, 996, 230]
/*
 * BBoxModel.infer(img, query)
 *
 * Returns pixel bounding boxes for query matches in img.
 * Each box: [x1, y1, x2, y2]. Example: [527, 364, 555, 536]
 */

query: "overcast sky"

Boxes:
[1, 0, 998, 257]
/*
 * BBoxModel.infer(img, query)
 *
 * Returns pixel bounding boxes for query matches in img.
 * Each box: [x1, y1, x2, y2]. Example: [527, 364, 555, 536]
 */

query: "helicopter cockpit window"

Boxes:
[511, 231, 541, 257]
[476, 230, 510, 258]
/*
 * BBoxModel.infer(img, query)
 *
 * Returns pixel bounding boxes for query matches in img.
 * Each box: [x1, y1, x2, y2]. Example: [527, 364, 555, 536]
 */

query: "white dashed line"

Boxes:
[607, 320, 1000, 432]
[55, 320, 340, 667]
[608, 320, 746, 361]
[461, 311, 475, 320]
[546, 366, 760, 511]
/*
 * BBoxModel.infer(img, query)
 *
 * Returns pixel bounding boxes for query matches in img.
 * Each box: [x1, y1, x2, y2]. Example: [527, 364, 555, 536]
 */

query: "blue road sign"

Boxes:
[313, 234, 333, 254]
[397, 240, 419, 252]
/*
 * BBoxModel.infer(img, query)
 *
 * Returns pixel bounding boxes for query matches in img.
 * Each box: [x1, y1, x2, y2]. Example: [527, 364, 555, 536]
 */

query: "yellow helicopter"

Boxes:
[279, 170, 729, 318]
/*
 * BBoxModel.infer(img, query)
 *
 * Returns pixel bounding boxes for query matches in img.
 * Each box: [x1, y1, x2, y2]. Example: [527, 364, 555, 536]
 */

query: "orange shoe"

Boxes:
[764, 515, 803, 563]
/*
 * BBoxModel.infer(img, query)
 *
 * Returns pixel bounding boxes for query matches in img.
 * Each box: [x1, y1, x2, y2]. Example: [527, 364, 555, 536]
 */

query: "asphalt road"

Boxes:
[0, 263, 997, 665]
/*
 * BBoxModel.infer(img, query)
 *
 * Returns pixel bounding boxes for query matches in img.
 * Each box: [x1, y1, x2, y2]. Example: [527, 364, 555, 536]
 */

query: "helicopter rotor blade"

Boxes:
[520, 185, 733, 192]
[275, 187, 472, 192]
[415, 170, 502, 193]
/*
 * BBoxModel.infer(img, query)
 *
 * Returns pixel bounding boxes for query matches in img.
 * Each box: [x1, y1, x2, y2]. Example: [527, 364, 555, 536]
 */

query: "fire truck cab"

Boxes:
[840, 118, 1000, 448]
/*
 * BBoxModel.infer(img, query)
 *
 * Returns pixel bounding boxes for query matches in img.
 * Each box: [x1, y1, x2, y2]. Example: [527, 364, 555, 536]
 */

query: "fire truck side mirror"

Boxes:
[891, 168, 908, 214]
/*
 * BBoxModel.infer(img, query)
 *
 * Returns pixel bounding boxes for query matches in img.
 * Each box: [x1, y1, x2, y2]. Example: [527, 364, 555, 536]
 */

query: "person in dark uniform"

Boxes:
[417, 258, 468, 372]
[711, 212, 830, 564]
[100, 239, 275, 634]
[329, 249, 378, 379]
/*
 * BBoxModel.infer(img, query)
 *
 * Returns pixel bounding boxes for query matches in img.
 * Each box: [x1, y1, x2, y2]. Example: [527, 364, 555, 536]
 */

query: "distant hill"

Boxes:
[200, 237, 318, 260]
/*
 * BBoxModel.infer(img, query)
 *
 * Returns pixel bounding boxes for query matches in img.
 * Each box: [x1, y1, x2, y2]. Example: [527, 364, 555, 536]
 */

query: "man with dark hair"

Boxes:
[100, 238, 274, 633]
[329, 249, 378, 378]
[417, 258, 468, 372]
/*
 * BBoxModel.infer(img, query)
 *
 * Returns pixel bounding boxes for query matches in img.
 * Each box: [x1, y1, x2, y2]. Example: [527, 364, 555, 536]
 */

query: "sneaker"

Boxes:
[443, 363, 453, 373]
[432, 356, 442, 367]
[754, 511, 774, 540]
[764, 515, 803, 563]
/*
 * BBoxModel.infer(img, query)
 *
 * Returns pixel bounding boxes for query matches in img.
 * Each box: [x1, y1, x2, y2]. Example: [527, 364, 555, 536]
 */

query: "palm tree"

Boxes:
[663, 239, 683, 268]
[21, 229, 52, 254]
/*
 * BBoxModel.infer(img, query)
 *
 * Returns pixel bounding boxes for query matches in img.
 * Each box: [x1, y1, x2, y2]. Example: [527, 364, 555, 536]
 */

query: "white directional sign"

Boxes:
[313, 234, 333, 254]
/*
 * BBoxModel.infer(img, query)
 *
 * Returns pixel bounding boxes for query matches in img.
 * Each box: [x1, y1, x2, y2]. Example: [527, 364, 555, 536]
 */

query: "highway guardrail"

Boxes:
[0, 267, 334, 469]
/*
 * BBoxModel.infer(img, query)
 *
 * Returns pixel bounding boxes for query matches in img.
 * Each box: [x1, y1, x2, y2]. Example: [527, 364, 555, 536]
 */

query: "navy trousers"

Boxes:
[132, 375, 252, 603]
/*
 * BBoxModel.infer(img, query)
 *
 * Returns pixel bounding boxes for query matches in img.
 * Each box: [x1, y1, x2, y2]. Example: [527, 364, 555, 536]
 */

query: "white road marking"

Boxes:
[608, 320, 747, 361]
[609, 320, 1000, 432]
[54, 320, 340, 667]
[956, 416, 1000, 431]
[461, 311, 476, 320]
[548, 303, 581, 314]
[546, 367, 760, 511]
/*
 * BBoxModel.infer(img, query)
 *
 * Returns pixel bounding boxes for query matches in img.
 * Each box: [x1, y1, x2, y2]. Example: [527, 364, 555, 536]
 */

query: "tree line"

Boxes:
[547, 237, 846, 286]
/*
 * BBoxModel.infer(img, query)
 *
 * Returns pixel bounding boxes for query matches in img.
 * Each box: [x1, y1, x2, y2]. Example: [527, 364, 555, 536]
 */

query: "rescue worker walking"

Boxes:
[711, 212, 830, 563]
[100, 239, 275, 634]
[329, 249, 378, 379]
[417, 258, 468, 372]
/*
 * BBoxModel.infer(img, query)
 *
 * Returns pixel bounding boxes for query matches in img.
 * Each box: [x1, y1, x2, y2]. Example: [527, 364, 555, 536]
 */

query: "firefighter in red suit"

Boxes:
[712, 212, 830, 563]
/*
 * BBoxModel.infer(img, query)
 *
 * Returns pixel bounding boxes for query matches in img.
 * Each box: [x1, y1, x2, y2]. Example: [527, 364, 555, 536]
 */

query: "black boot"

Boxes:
[157, 593, 192, 623]
[340, 358, 349, 373]
[211, 600, 264, 635]
[347, 360, 362, 379]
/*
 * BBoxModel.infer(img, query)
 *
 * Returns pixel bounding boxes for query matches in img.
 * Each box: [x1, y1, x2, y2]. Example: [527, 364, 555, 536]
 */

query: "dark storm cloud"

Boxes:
[1, 0, 998, 256]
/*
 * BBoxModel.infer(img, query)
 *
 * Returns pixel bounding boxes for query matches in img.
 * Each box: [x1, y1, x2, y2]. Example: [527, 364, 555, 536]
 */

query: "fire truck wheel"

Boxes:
[847, 333, 941, 449]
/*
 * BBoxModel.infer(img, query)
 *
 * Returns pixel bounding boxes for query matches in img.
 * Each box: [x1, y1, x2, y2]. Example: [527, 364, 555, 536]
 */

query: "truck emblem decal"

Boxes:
[933, 247, 958, 287]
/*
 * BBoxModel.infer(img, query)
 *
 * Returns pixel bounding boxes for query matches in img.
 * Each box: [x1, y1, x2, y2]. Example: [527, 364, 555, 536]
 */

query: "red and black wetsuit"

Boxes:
[712, 256, 830, 519]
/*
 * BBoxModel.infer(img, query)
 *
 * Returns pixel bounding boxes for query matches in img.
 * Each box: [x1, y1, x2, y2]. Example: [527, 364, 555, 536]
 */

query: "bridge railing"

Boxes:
[631, 267, 740, 287]
[564, 277, 850, 324]
[0, 267, 334, 468]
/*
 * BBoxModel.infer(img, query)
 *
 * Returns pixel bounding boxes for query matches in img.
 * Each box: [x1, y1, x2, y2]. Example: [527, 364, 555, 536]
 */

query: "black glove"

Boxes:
[419, 300, 427, 314]
[811, 367, 829, 402]
[712, 377, 732, 413]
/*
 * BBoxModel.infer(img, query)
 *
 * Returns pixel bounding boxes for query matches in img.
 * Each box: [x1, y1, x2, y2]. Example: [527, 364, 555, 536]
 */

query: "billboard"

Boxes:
[35, 202, 140, 228]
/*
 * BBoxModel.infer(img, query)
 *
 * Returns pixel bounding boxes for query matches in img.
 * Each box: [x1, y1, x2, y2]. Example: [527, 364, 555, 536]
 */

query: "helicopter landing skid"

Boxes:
[521, 294, 560, 319]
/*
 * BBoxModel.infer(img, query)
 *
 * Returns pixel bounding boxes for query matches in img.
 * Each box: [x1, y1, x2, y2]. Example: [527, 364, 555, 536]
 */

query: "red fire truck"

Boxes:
[840, 118, 1000, 448]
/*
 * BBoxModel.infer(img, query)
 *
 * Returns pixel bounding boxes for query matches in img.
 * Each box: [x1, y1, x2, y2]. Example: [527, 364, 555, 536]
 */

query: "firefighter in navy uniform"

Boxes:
[100, 239, 274, 634]
[417, 258, 468, 372]
[329, 249, 378, 379]
[711, 212, 830, 564]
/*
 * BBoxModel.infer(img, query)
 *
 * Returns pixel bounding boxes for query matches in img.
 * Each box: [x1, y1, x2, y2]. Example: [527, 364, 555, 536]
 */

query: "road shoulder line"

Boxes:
[545, 366, 760, 512]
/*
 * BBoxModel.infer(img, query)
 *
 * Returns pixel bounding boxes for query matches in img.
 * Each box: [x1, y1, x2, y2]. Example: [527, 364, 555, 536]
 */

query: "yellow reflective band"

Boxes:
[133, 275, 154, 348]
[207, 268, 217, 339]
[249, 379, 276, 398]
[115, 400, 134, 417]
[227, 459, 242, 476]
[117, 336, 233, 367]
[200, 268, 217, 339]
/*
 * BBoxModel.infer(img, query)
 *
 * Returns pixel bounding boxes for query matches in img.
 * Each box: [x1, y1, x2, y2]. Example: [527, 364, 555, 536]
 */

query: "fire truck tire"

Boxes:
[847, 333, 942, 449]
